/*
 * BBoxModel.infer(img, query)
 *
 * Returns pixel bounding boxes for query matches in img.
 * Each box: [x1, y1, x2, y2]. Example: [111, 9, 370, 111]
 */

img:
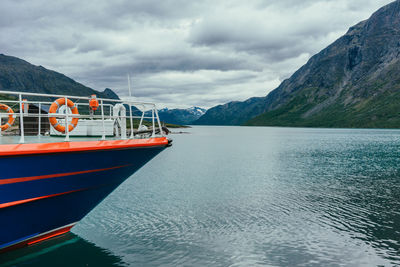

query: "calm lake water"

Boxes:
[2, 126, 400, 266]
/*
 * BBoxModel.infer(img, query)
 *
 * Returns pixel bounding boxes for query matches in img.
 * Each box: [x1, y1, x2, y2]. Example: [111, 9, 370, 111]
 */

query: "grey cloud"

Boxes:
[188, 0, 394, 64]
[71, 49, 261, 86]
[0, 0, 395, 108]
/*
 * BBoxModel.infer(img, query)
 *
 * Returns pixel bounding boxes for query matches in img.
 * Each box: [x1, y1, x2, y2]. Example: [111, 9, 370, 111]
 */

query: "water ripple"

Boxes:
[72, 127, 400, 266]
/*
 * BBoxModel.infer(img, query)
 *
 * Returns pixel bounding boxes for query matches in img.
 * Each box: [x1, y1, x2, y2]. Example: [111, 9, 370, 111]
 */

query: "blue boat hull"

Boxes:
[0, 143, 167, 251]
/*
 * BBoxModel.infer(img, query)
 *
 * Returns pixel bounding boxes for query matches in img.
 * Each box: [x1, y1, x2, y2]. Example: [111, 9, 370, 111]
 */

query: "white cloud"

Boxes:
[0, 0, 395, 108]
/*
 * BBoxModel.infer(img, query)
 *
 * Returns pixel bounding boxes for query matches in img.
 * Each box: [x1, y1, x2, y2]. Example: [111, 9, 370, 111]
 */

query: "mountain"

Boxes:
[157, 107, 206, 125]
[194, 97, 266, 125]
[0, 54, 119, 99]
[102, 88, 119, 99]
[196, 0, 400, 128]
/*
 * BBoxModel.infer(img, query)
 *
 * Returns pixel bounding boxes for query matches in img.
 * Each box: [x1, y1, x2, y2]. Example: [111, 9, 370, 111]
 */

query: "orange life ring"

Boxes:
[0, 104, 15, 131]
[48, 98, 79, 133]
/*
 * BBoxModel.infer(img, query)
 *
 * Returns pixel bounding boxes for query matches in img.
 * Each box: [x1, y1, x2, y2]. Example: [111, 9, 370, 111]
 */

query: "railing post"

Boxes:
[64, 97, 70, 142]
[138, 106, 145, 130]
[151, 108, 155, 137]
[101, 100, 105, 140]
[154, 108, 163, 136]
[38, 102, 41, 136]
[18, 94, 24, 144]
[129, 104, 134, 138]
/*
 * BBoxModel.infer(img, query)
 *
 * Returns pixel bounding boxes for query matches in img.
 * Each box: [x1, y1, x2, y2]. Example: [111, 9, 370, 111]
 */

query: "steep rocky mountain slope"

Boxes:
[197, 0, 400, 128]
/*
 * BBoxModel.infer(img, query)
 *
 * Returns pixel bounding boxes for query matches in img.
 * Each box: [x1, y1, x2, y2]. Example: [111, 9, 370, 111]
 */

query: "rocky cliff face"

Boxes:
[0, 54, 119, 99]
[197, 0, 400, 128]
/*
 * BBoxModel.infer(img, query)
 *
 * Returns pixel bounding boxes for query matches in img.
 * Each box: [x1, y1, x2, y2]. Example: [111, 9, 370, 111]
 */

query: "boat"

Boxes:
[0, 90, 171, 252]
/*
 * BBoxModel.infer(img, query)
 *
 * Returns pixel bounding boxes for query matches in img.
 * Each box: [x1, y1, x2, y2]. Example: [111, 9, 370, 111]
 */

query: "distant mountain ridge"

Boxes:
[157, 106, 206, 125]
[194, 97, 266, 125]
[195, 0, 400, 128]
[0, 54, 119, 99]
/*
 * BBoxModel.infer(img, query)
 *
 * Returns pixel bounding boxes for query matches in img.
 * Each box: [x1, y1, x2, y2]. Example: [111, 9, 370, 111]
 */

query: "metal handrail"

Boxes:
[0, 90, 164, 143]
[0, 90, 156, 106]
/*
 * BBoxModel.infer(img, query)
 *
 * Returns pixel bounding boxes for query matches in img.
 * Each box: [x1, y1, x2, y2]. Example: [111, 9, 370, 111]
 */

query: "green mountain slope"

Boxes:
[194, 97, 266, 125]
[246, 0, 400, 128]
[0, 54, 119, 99]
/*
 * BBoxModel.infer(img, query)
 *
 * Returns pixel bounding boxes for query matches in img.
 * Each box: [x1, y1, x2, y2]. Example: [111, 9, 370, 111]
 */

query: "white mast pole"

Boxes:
[128, 74, 132, 97]
[128, 74, 134, 138]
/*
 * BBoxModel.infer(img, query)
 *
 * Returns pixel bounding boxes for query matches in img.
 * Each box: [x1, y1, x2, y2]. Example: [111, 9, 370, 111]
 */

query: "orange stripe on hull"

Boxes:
[27, 226, 73, 245]
[0, 164, 131, 186]
[0, 224, 75, 253]
[0, 188, 84, 209]
[0, 137, 168, 157]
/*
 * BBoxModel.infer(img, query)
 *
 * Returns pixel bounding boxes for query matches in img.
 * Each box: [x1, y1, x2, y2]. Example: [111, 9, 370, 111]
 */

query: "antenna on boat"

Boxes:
[127, 73, 132, 98]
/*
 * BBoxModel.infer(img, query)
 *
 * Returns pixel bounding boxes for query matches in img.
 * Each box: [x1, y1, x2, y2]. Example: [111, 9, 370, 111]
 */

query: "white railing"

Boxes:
[0, 90, 164, 143]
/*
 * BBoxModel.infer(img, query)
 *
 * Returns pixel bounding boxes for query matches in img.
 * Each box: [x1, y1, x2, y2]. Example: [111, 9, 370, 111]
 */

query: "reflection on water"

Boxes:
[3, 127, 400, 266]
[0, 233, 126, 267]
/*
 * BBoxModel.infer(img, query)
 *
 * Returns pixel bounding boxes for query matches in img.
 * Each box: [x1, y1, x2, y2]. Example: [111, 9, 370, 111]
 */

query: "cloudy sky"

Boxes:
[0, 0, 395, 108]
